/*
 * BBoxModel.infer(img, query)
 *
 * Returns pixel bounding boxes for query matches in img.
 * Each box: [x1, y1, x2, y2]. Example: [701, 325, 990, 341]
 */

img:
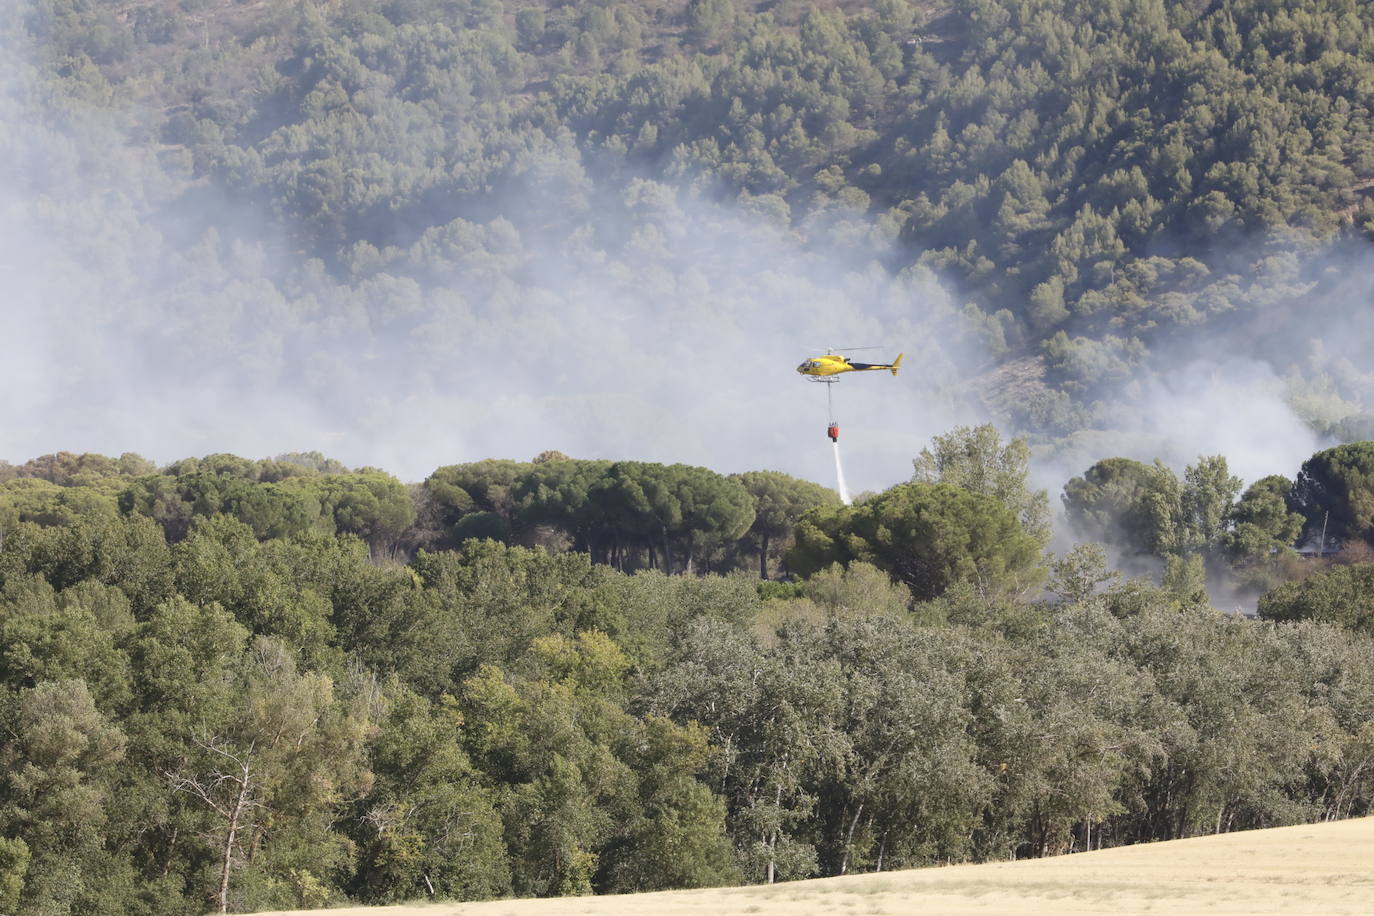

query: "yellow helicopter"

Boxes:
[796, 349, 904, 381]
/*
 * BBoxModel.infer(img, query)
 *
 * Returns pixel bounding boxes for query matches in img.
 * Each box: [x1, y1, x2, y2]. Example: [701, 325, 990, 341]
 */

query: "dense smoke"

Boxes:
[1036, 357, 1330, 503]
[0, 19, 984, 494]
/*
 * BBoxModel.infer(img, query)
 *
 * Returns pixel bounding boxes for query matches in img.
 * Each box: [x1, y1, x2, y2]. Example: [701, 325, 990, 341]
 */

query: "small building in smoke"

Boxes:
[1297, 534, 1342, 559]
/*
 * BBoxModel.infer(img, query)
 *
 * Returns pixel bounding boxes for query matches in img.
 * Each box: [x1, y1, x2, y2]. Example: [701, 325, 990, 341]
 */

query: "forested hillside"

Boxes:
[4, 432, 1374, 913]
[9, 0, 1374, 913]
[8, 0, 1374, 468]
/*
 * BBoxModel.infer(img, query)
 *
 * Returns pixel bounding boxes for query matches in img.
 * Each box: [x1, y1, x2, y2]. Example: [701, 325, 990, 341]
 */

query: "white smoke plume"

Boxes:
[1038, 356, 1331, 500]
[0, 17, 986, 494]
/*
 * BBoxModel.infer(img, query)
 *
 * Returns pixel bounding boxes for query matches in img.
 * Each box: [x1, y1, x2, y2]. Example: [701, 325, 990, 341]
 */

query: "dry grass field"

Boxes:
[254, 816, 1374, 916]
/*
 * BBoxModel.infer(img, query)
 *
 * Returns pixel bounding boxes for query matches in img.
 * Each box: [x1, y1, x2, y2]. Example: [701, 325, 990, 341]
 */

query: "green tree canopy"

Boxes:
[1291, 442, 1374, 547]
[734, 470, 841, 579]
[1224, 474, 1304, 572]
[1258, 563, 1374, 634]
[1061, 457, 1157, 554]
[788, 481, 1045, 601]
[913, 424, 1050, 544]
[423, 459, 533, 546]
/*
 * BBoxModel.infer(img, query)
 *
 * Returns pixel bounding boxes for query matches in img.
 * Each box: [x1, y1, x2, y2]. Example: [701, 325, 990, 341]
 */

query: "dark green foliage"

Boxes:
[599, 718, 740, 890]
[1258, 563, 1374, 634]
[172, 516, 341, 667]
[461, 631, 737, 896]
[1227, 475, 1303, 557]
[1292, 442, 1374, 546]
[2, 438, 1374, 910]
[2, 513, 174, 615]
[348, 685, 510, 903]
[787, 481, 1045, 601]
[404, 540, 613, 692]
[420, 458, 755, 573]
[424, 460, 531, 545]
[1224, 474, 1305, 588]
[170, 473, 321, 540]
[0, 577, 134, 709]
[1062, 457, 1159, 554]
[282, 471, 417, 557]
[512, 458, 611, 555]
[1065, 454, 1255, 572]
[912, 424, 1050, 544]
[734, 470, 841, 579]
[121, 470, 322, 542]
[0, 835, 28, 914]
[0, 679, 127, 914]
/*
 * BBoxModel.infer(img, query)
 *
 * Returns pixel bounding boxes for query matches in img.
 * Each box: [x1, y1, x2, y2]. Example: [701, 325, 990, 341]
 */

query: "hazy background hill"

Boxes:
[7, 0, 1374, 494]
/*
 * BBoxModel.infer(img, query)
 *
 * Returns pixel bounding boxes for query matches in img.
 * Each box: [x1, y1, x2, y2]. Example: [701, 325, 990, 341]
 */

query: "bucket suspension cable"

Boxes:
[826, 379, 840, 442]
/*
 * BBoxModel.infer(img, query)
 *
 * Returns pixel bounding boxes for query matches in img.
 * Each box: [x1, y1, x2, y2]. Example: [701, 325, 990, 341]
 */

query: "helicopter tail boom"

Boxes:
[846, 353, 904, 374]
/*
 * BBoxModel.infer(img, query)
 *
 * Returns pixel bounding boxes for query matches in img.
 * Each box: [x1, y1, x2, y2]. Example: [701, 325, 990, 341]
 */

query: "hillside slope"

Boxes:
[13, 0, 1374, 451]
[253, 816, 1374, 916]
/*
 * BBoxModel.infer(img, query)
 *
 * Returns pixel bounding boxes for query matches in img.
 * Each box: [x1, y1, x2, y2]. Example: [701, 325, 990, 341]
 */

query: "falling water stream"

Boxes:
[832, 439, 852, 506]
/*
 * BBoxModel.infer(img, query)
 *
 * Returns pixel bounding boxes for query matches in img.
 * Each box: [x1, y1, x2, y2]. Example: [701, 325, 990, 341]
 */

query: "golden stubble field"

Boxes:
[254, 816, 1374, 916]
